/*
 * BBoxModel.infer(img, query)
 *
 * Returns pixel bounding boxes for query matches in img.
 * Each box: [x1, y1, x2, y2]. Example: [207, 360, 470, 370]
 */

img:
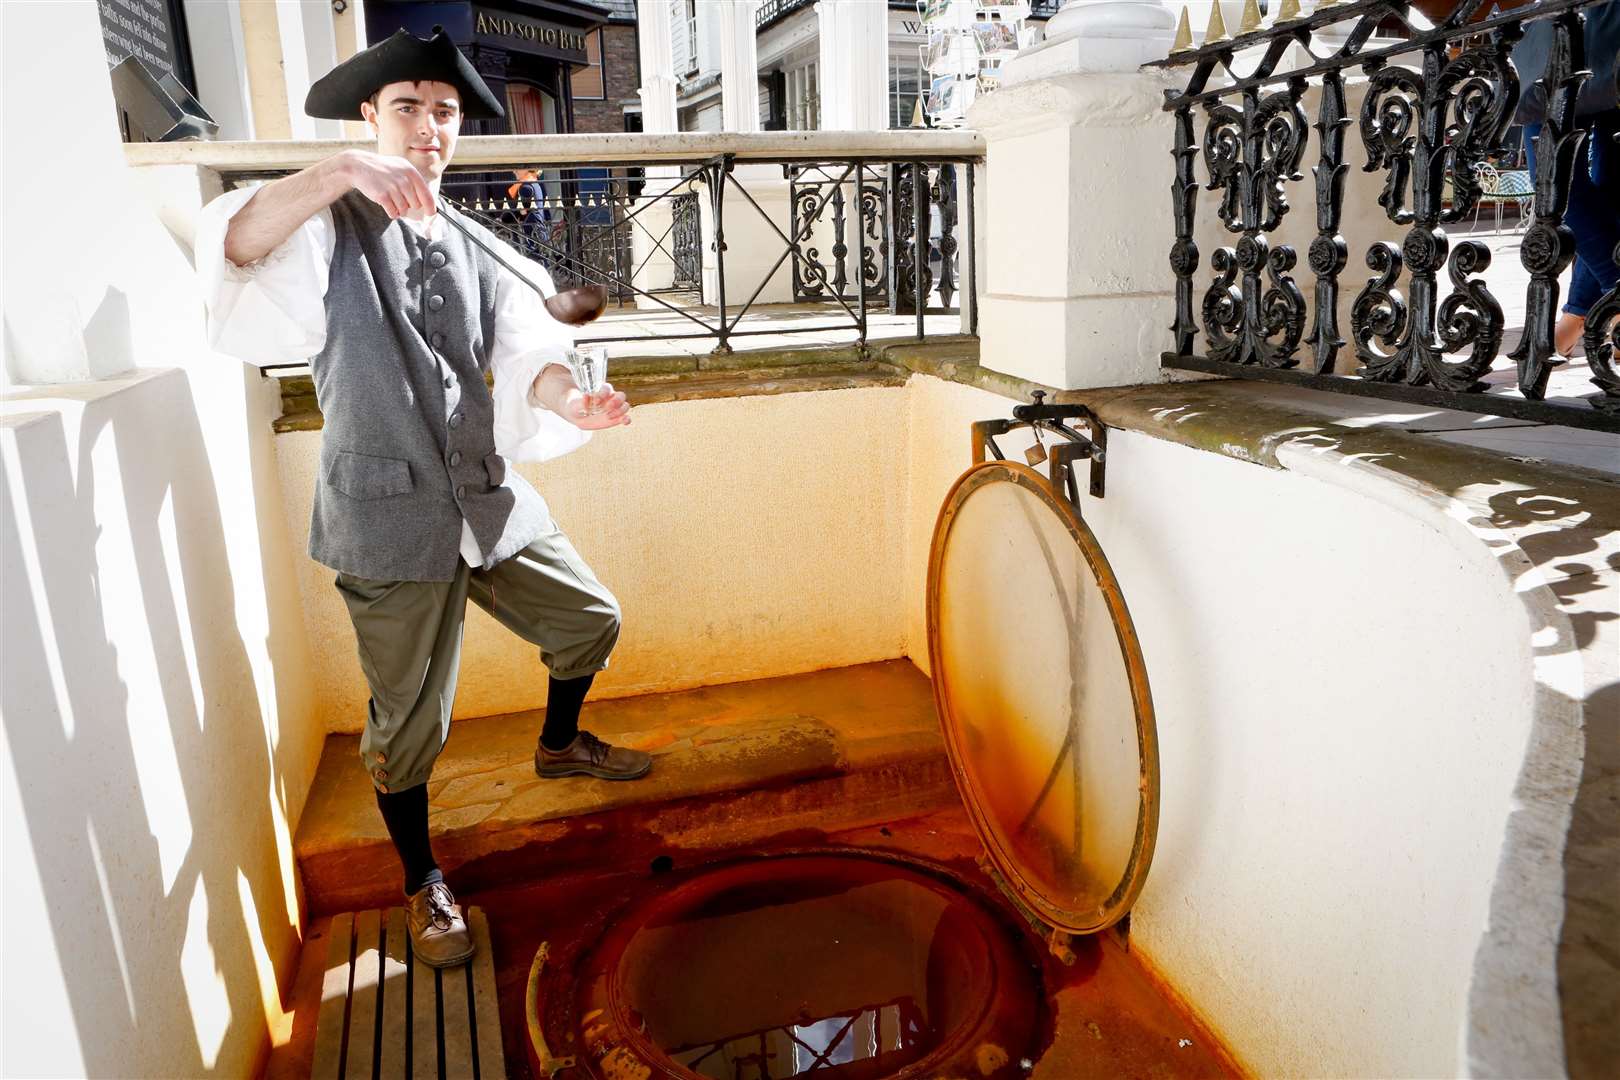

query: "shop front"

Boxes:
[364, 0, 607, 135]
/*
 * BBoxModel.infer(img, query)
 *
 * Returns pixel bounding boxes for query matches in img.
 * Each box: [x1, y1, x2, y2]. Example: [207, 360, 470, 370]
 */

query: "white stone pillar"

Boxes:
[635, 0, 678, 133]
[275, 0, 340, 139]
[1002, 0, 1176, 84]
[716, 0, 761, 132]
[816, 0, 890, 131]
[967, 2, 1181, 389]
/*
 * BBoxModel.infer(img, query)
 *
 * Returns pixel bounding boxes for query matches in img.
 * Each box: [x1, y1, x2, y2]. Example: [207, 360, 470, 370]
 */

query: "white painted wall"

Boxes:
[1, 3, 322, 1075]
[259, 356, 1578, 1075]
[273, 385, 910, 732]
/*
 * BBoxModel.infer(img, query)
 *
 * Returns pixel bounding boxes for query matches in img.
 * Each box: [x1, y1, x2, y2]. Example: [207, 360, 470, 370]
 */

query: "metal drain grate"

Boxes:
[312, 907, 505, 1078]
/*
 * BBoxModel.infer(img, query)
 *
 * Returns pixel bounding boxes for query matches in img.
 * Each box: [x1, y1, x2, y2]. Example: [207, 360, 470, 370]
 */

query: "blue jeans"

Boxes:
[1523, 110, 1620, 316]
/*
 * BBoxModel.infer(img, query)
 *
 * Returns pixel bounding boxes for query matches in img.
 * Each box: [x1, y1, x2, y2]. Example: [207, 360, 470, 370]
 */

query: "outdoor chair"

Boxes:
[1470, 162, 1535, 234]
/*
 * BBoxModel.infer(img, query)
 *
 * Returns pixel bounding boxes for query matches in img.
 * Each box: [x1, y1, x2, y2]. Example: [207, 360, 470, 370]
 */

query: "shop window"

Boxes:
[572, 29, 605, 100]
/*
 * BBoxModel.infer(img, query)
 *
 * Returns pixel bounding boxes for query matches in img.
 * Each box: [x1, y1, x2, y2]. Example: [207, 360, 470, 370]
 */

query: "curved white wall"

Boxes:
[902, 375, 1573, 1078]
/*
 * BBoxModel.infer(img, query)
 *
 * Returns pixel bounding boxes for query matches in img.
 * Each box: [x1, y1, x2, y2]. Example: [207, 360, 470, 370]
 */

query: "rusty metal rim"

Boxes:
[570, 848, 1038, 1080]
[925, 460, 1161, 937]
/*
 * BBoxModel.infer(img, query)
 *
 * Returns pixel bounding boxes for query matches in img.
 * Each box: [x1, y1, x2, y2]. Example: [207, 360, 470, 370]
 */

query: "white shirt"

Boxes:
[195, 185, 590, 567]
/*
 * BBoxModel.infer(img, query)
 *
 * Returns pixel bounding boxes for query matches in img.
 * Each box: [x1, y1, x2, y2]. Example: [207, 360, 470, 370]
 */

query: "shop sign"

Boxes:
[473, 7, 590, 63]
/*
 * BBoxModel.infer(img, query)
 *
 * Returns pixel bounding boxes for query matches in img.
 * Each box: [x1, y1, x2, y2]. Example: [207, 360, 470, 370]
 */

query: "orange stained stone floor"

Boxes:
[280, 659, 1244, 1078]
[272, 808, 1241, 1080]
[294, 661, 957, 915]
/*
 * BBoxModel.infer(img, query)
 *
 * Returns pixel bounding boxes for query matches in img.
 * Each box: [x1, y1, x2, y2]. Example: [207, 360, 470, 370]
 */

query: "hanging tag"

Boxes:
[1025, 424, 1048, 466]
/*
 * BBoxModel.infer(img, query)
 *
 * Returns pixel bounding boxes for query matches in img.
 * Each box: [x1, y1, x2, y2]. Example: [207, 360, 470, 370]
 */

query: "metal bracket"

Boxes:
[972, 390, 1107, 503]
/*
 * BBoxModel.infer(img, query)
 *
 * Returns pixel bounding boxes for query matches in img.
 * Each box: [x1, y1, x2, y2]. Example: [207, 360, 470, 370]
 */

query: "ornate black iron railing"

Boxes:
[756, 0, 816, 31]
[785, 161, 964, 314]
[443, 171, 642, 303]
[1150, 0, 1620, 431]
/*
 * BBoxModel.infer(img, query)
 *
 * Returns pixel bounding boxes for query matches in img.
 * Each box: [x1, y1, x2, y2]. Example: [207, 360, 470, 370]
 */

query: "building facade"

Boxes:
[363, 0, 611, 134]
[667, 0, 1059, 133]
[93, 0, 642, 142]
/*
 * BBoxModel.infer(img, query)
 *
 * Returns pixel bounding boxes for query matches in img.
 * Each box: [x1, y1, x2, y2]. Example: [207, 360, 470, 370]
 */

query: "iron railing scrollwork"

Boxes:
[1151, 0, 1620, 430]
[756, 0, 815, 31]
[889, 162, 962, 318]
[788, 164, 890, 306]
[670, 191, 703, 294]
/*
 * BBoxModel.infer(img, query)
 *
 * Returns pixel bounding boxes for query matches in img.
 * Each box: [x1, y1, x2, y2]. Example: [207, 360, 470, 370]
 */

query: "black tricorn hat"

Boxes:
[305, 27, 504, 121]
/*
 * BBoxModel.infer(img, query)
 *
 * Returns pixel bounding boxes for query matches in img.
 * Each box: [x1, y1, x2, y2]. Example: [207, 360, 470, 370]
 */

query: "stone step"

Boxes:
[294, 660, 953, 915]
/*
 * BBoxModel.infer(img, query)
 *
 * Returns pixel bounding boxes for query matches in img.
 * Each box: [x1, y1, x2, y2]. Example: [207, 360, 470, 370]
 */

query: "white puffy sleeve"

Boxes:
[195, 186, 335, 366]
[487, 240, 592, 463]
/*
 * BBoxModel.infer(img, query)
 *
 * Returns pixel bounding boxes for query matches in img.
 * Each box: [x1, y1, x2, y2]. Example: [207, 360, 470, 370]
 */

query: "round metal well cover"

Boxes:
[926, 460, 1159, 935]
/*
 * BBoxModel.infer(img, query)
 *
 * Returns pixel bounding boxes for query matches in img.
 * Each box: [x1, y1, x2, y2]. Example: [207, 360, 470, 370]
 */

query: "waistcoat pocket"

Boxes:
[327, 450, 414, 500]
[483, 451, 506, 488]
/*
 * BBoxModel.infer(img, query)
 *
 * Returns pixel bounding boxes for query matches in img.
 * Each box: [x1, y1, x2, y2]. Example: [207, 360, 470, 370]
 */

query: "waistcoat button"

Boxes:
[429, 295, 445, 311]
[431, 332, 445, 348]
[430, 251, 447, 268]
[449, 451, 462, 466]
[449, 412, 463, 428]
[455, 484, 467, 500]
[443, 375, 453, 388]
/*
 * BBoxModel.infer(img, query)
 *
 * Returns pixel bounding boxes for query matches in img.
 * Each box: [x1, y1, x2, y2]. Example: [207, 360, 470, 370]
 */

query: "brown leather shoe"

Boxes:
[535, 729, 652, 780]
[405, 881, 474, 968]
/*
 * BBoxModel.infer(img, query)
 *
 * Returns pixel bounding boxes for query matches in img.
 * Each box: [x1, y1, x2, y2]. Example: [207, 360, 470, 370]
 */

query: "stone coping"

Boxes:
[269, 338, 980, 432]
[123, 130, 986, 172]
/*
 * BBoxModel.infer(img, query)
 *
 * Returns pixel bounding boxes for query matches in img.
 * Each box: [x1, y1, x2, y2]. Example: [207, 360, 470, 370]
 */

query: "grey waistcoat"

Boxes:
[308, 190, 552, 582]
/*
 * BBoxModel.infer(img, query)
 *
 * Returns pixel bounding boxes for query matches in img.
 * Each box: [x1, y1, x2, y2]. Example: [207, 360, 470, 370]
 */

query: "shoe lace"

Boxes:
[425, 883, 456, 931]
[578, 730, 611, 766]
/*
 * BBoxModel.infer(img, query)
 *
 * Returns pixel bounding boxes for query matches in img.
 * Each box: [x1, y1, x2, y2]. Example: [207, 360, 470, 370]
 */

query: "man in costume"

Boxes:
[196, 28, 652, 968]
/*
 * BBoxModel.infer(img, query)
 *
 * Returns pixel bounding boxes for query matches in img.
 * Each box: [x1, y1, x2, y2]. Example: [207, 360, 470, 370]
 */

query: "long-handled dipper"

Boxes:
[435, 196, 609, 327]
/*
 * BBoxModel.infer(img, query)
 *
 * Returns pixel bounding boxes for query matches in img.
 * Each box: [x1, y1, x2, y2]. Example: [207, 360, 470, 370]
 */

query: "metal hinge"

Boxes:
[972, 390, 1107, 504]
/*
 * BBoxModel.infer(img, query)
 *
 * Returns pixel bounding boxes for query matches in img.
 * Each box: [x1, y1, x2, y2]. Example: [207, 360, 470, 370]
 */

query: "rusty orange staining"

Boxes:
[926, 461, 1160, 937]
[597, 1045, 651, 1080]
[491, 811, 1238, 1079]
[572, 854, 1040, 1079]
[976, 1042, 1011, 1074]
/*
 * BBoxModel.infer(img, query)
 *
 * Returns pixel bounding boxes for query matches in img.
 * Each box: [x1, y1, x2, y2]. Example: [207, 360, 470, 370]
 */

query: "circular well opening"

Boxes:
[575, 853, 1041, 1079]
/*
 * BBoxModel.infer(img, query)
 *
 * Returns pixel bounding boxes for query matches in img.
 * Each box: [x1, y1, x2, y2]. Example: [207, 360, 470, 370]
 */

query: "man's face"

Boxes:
[361, 80, 462, 183]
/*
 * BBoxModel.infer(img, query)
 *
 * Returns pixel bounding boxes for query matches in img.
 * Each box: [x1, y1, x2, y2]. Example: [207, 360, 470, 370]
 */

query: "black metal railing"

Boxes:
[1150, 0, 1620, 431]
[757, 0, 815, 31]
[218, 142, 976, 357]
[443, 171, 642, 302]
[785, 161, 965, 313]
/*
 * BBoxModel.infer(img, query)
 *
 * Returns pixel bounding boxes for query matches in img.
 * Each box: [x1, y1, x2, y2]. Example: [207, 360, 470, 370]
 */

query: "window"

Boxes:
[571, 29, 605, 100]
[889, 50, 923, 129]
[505, 82, 557, 134]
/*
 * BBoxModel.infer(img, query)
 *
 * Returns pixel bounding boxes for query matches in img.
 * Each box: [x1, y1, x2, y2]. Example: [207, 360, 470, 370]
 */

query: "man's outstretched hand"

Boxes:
[563, 383, 631, 430]
[533, 363, 631, 429]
